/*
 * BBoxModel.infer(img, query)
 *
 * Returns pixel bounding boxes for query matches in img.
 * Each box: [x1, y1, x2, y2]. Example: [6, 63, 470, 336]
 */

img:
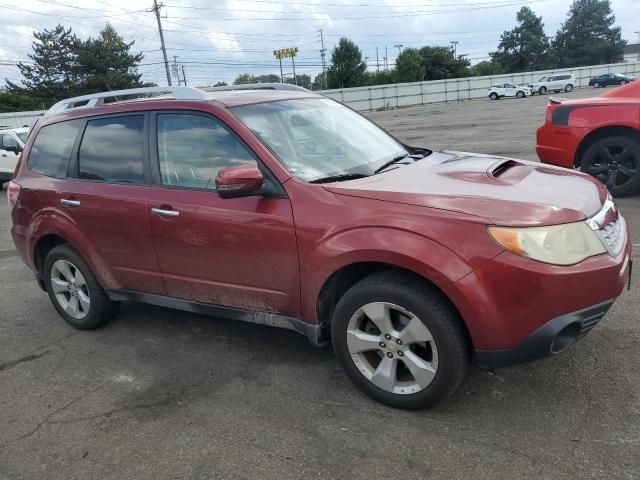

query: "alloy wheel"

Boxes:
[346, 302, 438, 395]
[50, 259, 90, 319]
[584, 142, 639, 192]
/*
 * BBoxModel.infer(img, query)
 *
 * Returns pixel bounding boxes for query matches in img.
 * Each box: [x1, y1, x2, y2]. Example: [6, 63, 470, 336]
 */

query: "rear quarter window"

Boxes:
[28, 120, 83, 178]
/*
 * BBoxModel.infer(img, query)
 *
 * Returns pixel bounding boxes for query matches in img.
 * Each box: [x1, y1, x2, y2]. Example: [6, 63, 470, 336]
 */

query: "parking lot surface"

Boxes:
[1, 90, 639, 479]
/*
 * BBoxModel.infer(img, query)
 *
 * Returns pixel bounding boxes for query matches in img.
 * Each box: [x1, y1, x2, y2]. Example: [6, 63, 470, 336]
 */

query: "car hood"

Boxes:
[323, 151, 608, 227]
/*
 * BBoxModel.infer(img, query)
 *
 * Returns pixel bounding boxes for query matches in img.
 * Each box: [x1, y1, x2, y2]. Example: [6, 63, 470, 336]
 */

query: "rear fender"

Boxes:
[26, 207, 118, 288]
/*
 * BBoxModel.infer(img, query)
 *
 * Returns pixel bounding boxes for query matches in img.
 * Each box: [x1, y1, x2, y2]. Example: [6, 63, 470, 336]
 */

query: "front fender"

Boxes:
[299, 226, 474, 325]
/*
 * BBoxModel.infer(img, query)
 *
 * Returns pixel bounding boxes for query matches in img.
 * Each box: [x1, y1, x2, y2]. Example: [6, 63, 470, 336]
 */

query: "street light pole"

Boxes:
[394, 44, 403, 57]
[450, 40, 459, 58]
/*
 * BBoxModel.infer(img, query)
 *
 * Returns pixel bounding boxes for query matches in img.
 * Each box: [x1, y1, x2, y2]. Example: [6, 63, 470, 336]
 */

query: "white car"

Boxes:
[488, 83, 531, 100]
[528, 74, 575, 95]
[0, 127, 29, 187]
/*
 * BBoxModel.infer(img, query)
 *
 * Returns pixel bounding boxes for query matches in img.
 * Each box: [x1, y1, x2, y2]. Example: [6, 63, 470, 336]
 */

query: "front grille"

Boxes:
[597, 217, 625, 256]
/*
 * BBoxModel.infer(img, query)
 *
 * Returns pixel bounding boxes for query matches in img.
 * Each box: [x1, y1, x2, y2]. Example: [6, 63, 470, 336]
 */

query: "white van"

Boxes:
[528, 74, 575, 95]
[0, 127, 29, 187]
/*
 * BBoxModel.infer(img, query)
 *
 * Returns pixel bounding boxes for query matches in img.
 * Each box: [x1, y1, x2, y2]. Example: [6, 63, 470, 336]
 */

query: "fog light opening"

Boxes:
[550, 322, 582, 354]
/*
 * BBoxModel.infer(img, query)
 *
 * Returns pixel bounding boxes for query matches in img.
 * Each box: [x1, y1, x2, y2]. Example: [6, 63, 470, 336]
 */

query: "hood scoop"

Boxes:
[489, 159, 523, 178]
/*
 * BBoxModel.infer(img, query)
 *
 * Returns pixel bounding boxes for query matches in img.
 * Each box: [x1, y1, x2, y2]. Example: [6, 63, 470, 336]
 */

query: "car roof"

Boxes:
[39, 88, 324, 126]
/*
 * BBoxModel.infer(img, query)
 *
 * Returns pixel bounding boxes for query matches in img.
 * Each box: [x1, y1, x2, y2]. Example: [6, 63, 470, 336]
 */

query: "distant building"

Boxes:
[623, 43, 640, 63]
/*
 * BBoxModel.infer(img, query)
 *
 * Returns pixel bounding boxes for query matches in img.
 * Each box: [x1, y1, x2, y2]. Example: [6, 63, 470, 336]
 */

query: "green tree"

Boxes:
[75, 24, 147, 93]
[233, 73, 281, 85]
[395, 48, 424, 82]
[419, 46, 470, 80]
[326, 38, 367, 88]
[553, 0, 625, 67]
[490, 7, 551, 72]
[6, 24, 79, 103]
[0, 90, 43, 112]
[286, 74, 311, 89]
[213, 81, 228, 87]
[365, 70, 397, 86]
[471, 61, 507, 76]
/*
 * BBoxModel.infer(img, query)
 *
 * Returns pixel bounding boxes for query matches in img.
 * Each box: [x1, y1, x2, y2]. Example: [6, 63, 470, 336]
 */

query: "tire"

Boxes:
[620, 80, 627, 86]
[516, 90, 525, 98]
[565, 84, 574, 92]
[44, 244, 120, 329]
[593, 82, 600, 88]
[539, 86, 547, 95]
[331, 271, 469, 410]
[580, 136, 640, 197]
[489, 92, 498, 100]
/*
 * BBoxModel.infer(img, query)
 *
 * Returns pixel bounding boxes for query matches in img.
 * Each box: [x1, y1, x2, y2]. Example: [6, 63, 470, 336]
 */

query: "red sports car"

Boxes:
[537, 81, 640, 196]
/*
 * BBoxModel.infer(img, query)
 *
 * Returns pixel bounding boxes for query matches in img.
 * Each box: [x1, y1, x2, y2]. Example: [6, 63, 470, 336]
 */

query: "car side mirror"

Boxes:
[3, 145, 21, 153]
[215, 163, 265, 199]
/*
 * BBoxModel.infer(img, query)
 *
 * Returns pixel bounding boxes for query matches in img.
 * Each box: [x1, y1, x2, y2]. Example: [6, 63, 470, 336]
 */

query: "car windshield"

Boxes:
[538, 77, 548, 82]
[17, 132, 28, 143]
[232, 98, 408, 182]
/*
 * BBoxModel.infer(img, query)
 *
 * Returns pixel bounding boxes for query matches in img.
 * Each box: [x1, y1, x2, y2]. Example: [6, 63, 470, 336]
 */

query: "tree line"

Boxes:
[0, 0, 628, 109]
[323, 0, 626, 89]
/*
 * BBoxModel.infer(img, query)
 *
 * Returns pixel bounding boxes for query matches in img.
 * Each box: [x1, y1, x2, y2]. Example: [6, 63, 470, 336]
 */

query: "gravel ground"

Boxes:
[1, 88, 638, 479]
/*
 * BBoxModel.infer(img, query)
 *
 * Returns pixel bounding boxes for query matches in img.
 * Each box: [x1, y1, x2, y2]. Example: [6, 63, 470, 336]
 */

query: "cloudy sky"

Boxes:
[0, 0, 638, 88]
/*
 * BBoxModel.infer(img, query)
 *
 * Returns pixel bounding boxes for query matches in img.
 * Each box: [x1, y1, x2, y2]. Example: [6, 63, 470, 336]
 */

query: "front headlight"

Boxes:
[488, 222, 606, 265]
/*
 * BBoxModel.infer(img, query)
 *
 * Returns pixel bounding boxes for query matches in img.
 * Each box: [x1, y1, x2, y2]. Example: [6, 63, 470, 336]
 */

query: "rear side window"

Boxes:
[78, 116, 144, 183]
[28, 120, 82, 178]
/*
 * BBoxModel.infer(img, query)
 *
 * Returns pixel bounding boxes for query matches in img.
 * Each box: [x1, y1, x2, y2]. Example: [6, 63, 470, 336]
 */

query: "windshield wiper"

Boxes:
[309, 173, 369, 184]
[373, 153, 411, 174]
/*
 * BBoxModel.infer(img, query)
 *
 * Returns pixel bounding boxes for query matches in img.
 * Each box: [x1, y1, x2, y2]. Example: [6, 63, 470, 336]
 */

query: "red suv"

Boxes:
[9, 86, 632, 409]
[537, 81, 640, 197]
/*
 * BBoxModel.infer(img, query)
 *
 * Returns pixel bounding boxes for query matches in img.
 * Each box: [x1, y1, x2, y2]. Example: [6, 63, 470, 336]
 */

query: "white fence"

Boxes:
[0, 61, 639, 126]
[320, 61, 640, 112]
[0, 110, 45, 128]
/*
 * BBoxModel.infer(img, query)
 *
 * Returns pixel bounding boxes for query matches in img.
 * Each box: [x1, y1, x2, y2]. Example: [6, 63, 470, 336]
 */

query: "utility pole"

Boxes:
[181, 65, 187, 86]
[394, 44, 403, 57]
[152, 0, 172, 86]
[172, 55, 181, 85]
[636, 31, 640, 62]
[450, 40, 459, 58]
[376, 46, 380, 73]
[385, 45, 388, 70]
[319, 29, 327, 89]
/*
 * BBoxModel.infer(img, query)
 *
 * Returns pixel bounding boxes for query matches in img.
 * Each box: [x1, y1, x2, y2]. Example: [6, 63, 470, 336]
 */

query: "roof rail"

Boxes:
[201, 83, 309, 92]
[46, 86, 210, 116]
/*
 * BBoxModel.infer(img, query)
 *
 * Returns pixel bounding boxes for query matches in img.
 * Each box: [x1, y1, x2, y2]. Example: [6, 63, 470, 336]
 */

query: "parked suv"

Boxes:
[0, 127, 29, 187]
[528, 74, 575, 95]
[10, 87, 631, 409]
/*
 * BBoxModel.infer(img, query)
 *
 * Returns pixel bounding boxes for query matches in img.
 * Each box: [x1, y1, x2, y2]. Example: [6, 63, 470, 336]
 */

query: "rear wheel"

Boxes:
[331, 271, 469, 409]
[565, 84, 574, 92]
[44, 244, 119, 329]
[516, 91, 525, 98]
[580, 136, 640, 197]
[489, 92, 498, 100]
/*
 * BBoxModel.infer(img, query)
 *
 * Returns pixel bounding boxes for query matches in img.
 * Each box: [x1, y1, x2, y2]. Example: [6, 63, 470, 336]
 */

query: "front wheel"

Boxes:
[44, 244, 120, 329]
[489, 92, 498, 100]
[331, 271, 469, 410]
[580, 136, 640, 197]
[539, 86, 547, 95]
[593, 82, 600, 88]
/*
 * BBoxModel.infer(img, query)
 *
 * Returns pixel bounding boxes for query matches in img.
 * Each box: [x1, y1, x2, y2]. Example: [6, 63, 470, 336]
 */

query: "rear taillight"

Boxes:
[7, 181, 21, 209]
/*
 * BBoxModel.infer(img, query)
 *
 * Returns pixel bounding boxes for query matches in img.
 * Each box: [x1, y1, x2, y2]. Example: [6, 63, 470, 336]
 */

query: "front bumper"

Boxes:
[475, 300, 614, 370]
